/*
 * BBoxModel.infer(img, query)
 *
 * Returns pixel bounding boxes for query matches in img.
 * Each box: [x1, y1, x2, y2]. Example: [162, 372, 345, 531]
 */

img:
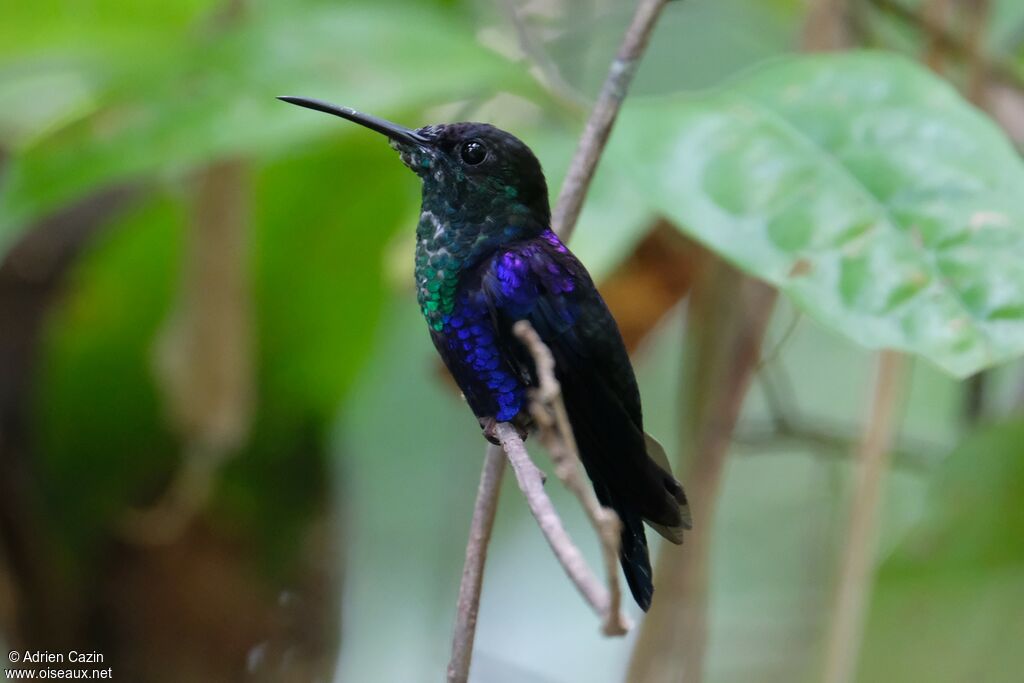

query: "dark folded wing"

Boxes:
[477, 235, 685, 528]
[478, 236, 642, 424]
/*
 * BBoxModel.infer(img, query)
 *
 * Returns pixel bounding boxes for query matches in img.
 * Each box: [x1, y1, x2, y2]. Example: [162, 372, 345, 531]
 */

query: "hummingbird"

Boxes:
[278, 96, 691, 610]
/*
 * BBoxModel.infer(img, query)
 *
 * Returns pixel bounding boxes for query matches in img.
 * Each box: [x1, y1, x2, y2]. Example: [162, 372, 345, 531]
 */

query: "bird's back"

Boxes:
[461, 231, 691, 609]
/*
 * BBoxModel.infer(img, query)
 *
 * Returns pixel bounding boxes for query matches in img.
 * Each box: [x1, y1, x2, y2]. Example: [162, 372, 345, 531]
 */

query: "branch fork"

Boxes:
[447, 1, 671, 680]
[447, 321, 634, 683]
[512, 321, 628, 636]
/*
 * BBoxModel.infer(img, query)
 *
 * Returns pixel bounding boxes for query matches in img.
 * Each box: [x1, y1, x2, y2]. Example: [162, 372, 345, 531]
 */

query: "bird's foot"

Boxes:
[480, 418, 501, 445]
[479, 417, 529, 445]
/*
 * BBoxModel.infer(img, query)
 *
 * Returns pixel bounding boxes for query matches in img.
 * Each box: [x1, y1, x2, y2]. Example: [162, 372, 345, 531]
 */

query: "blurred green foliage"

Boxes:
[861, 420, 1024, 683]
[0, 1, 533, 245]
[34, 197, 183, 561]
[1, 0, 1024, 681]
[3, 0, 526, 574]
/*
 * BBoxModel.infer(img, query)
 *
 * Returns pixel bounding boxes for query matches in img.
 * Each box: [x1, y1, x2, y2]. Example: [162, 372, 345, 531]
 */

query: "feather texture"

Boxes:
[427, 229, 690, 609]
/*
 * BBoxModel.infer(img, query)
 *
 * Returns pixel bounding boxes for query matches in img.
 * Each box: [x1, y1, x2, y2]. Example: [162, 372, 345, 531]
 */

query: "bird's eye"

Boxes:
[460, 140, 487, 165]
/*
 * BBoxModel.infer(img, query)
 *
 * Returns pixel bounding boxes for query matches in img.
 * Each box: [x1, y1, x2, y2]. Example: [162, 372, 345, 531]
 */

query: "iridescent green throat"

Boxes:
[413, 197, 539, 331]
[414, 209, 462, 332]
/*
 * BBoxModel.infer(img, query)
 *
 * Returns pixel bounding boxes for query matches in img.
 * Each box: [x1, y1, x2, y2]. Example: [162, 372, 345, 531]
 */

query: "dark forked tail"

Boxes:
[620, 517, 655, 611]
[579, 427, 691, 611]
[594, 486, 655, 610]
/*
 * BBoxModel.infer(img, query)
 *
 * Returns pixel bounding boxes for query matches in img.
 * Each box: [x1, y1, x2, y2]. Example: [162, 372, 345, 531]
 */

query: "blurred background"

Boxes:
[2, 0, 1024, 681]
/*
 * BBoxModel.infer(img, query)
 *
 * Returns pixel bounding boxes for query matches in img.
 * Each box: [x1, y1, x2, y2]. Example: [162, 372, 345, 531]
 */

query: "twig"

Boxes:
[801, 0, 855, 51]
[733, 419, 941, 473]
[499, 0, 588, 113]
[752, 363, 942, 471]
[447, 0, 672, 678]
[960, 0, 993, 422]
[757, 362, 801, 433]
[551, 0, 670, 239]
[922, 0, 956, 71]
[821, 350, 907, 683]
[753, 310, 802, 375]
[513, 320, 629, 636]
[495, 423, 619, 624]
[447, 444, 506, 683]
[866, 0, 1024, 93]
[963, 0, 991, 105]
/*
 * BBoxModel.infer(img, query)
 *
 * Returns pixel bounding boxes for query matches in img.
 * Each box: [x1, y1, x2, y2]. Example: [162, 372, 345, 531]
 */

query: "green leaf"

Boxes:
[613, 52, 1024, 376]
[0, 0, 217, 65]
[0, 3, 528, 253]
[858, 420, 1024, 682]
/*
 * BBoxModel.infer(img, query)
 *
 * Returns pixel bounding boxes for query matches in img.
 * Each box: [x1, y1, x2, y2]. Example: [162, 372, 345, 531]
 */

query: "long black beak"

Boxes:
[278, 96, 429, 146]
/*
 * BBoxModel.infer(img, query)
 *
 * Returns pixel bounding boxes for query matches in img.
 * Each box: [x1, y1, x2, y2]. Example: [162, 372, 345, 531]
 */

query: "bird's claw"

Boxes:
[479, 417, 529, 445]
[481, 418, 501, 445]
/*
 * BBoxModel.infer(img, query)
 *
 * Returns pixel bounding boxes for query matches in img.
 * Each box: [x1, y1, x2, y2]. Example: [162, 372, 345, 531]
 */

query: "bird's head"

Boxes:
[278, 97, 550, 229]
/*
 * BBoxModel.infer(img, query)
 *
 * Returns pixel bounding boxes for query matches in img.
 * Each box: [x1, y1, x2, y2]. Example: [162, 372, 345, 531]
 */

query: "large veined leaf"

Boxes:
[612, 52, 1024, 377]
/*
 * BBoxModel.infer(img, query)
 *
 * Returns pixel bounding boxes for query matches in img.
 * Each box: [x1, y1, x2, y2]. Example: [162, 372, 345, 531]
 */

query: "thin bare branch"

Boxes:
[513, 320, 629, 636]
[499, 0, 587, 112]
[802, 0, 856, 51]
[867, 0, 1024, 94]
[734, 419, 942, 473]
[551, 0, 671, 239]
[963, 0, 992, 105]
[495, 422, 623, 628]
[447, 445, 506, 683]
[922, 0, 956, 71]
[752, 365, 942, 471]
[821, 350, 908, 683]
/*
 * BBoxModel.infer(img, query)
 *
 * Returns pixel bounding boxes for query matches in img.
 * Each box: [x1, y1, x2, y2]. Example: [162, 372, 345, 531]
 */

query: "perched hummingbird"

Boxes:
[279, 96, 691, 610]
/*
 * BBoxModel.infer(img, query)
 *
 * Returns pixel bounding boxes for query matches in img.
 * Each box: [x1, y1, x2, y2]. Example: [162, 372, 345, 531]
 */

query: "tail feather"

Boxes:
[555, 372, 690, 610]
[643, 432, 692, 536]
[594, 485, 654, 611]
[618, 508, 654, 611]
